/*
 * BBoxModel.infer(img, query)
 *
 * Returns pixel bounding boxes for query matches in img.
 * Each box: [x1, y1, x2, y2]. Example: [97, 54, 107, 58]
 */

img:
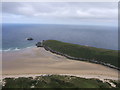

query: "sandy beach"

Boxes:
[2, 47, 119, 80]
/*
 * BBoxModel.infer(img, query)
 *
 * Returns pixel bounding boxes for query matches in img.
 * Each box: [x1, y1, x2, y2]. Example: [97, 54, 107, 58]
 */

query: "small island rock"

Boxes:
[26, 37, 33, 41]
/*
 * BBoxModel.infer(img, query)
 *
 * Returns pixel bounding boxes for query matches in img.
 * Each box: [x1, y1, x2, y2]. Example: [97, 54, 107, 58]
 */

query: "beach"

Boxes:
[2, 47, 119, 80]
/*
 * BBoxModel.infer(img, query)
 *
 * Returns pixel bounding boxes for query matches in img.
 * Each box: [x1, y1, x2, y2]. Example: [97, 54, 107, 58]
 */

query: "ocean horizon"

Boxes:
[2, 24, 118, 51]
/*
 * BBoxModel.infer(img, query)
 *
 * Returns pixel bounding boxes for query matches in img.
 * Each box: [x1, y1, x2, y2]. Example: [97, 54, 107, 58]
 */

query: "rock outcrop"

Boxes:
[26, 38, 33, 41]
[36, 42, 43, 47]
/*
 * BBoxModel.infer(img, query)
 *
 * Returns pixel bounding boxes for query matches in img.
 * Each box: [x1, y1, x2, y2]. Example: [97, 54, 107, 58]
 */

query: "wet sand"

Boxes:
[2, 47, 119, 80]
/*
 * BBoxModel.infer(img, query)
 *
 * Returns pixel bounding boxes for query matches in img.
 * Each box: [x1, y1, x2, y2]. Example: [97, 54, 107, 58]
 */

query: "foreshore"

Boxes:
[2, 47, 119, 80]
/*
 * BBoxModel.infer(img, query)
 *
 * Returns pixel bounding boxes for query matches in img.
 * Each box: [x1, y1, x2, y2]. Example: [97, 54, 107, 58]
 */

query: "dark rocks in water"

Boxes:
[27, 38, 33, 41]
[36, 42, 43, 47]
[36, 40, 45, 47]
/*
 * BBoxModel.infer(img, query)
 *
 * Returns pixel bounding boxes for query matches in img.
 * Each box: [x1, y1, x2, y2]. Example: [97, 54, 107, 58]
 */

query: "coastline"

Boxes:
[2, 46, 119, 81]
[2, 46, 35, 52]
[42, 40, 119, 70]
[44, 45, 119, 70]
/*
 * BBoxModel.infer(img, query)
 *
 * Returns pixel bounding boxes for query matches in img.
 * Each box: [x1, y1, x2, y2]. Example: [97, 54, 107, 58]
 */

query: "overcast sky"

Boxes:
[2, 2, 118, 26]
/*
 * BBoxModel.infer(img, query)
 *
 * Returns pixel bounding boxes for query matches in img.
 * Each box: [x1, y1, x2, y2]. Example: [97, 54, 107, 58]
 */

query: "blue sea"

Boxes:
[2, 24, 118, 51]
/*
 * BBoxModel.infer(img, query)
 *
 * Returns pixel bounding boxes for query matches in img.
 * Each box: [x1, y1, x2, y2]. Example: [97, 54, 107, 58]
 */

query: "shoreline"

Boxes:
[2, 47, 119, 81]
[43, 46, 119, 70]
[2, 46, 35, 52]
[41, 40, 119, 70]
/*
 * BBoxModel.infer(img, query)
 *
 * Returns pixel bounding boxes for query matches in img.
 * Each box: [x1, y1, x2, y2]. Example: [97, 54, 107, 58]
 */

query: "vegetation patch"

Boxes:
[2, 75, 114, 88]
[43, 40, 119, 69]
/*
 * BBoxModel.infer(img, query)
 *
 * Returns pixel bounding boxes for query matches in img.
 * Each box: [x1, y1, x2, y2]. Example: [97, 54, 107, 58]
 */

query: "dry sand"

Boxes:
[2, 47, 119, 80]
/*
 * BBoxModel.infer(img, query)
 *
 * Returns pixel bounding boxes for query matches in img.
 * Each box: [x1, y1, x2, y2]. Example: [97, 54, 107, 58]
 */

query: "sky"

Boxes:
[1, 2, 118, 26]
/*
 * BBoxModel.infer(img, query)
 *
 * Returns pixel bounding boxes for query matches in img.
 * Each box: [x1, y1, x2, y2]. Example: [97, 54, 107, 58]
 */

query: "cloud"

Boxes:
[2, 2, 118, 25]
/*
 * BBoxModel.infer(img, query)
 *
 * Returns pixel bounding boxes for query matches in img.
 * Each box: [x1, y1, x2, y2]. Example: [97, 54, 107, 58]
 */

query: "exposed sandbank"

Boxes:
[2, 47, 119, 80]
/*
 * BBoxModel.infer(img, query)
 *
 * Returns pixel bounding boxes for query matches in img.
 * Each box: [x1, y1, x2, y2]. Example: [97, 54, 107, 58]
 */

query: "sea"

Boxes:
[2, 24, 118, 51]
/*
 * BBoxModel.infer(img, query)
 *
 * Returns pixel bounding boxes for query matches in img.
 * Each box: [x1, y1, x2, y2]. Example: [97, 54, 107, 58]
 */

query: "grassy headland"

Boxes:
[42, 40, 119, 69]
[3, 75, 114, 88]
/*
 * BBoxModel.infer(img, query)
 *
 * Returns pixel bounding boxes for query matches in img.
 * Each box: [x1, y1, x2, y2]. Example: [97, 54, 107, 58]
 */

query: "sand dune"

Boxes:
[2, 47, 119, 80]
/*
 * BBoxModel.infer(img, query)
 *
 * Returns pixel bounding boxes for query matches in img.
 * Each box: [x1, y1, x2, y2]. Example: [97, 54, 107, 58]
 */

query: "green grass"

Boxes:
[43, 40, 118, 68]
[3, 75, 113, 88]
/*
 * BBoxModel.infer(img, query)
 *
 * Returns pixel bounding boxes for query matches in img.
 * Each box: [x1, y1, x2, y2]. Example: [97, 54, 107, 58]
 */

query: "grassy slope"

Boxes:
[43, 40, 118, 68]
[3, 75, 112, 88]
